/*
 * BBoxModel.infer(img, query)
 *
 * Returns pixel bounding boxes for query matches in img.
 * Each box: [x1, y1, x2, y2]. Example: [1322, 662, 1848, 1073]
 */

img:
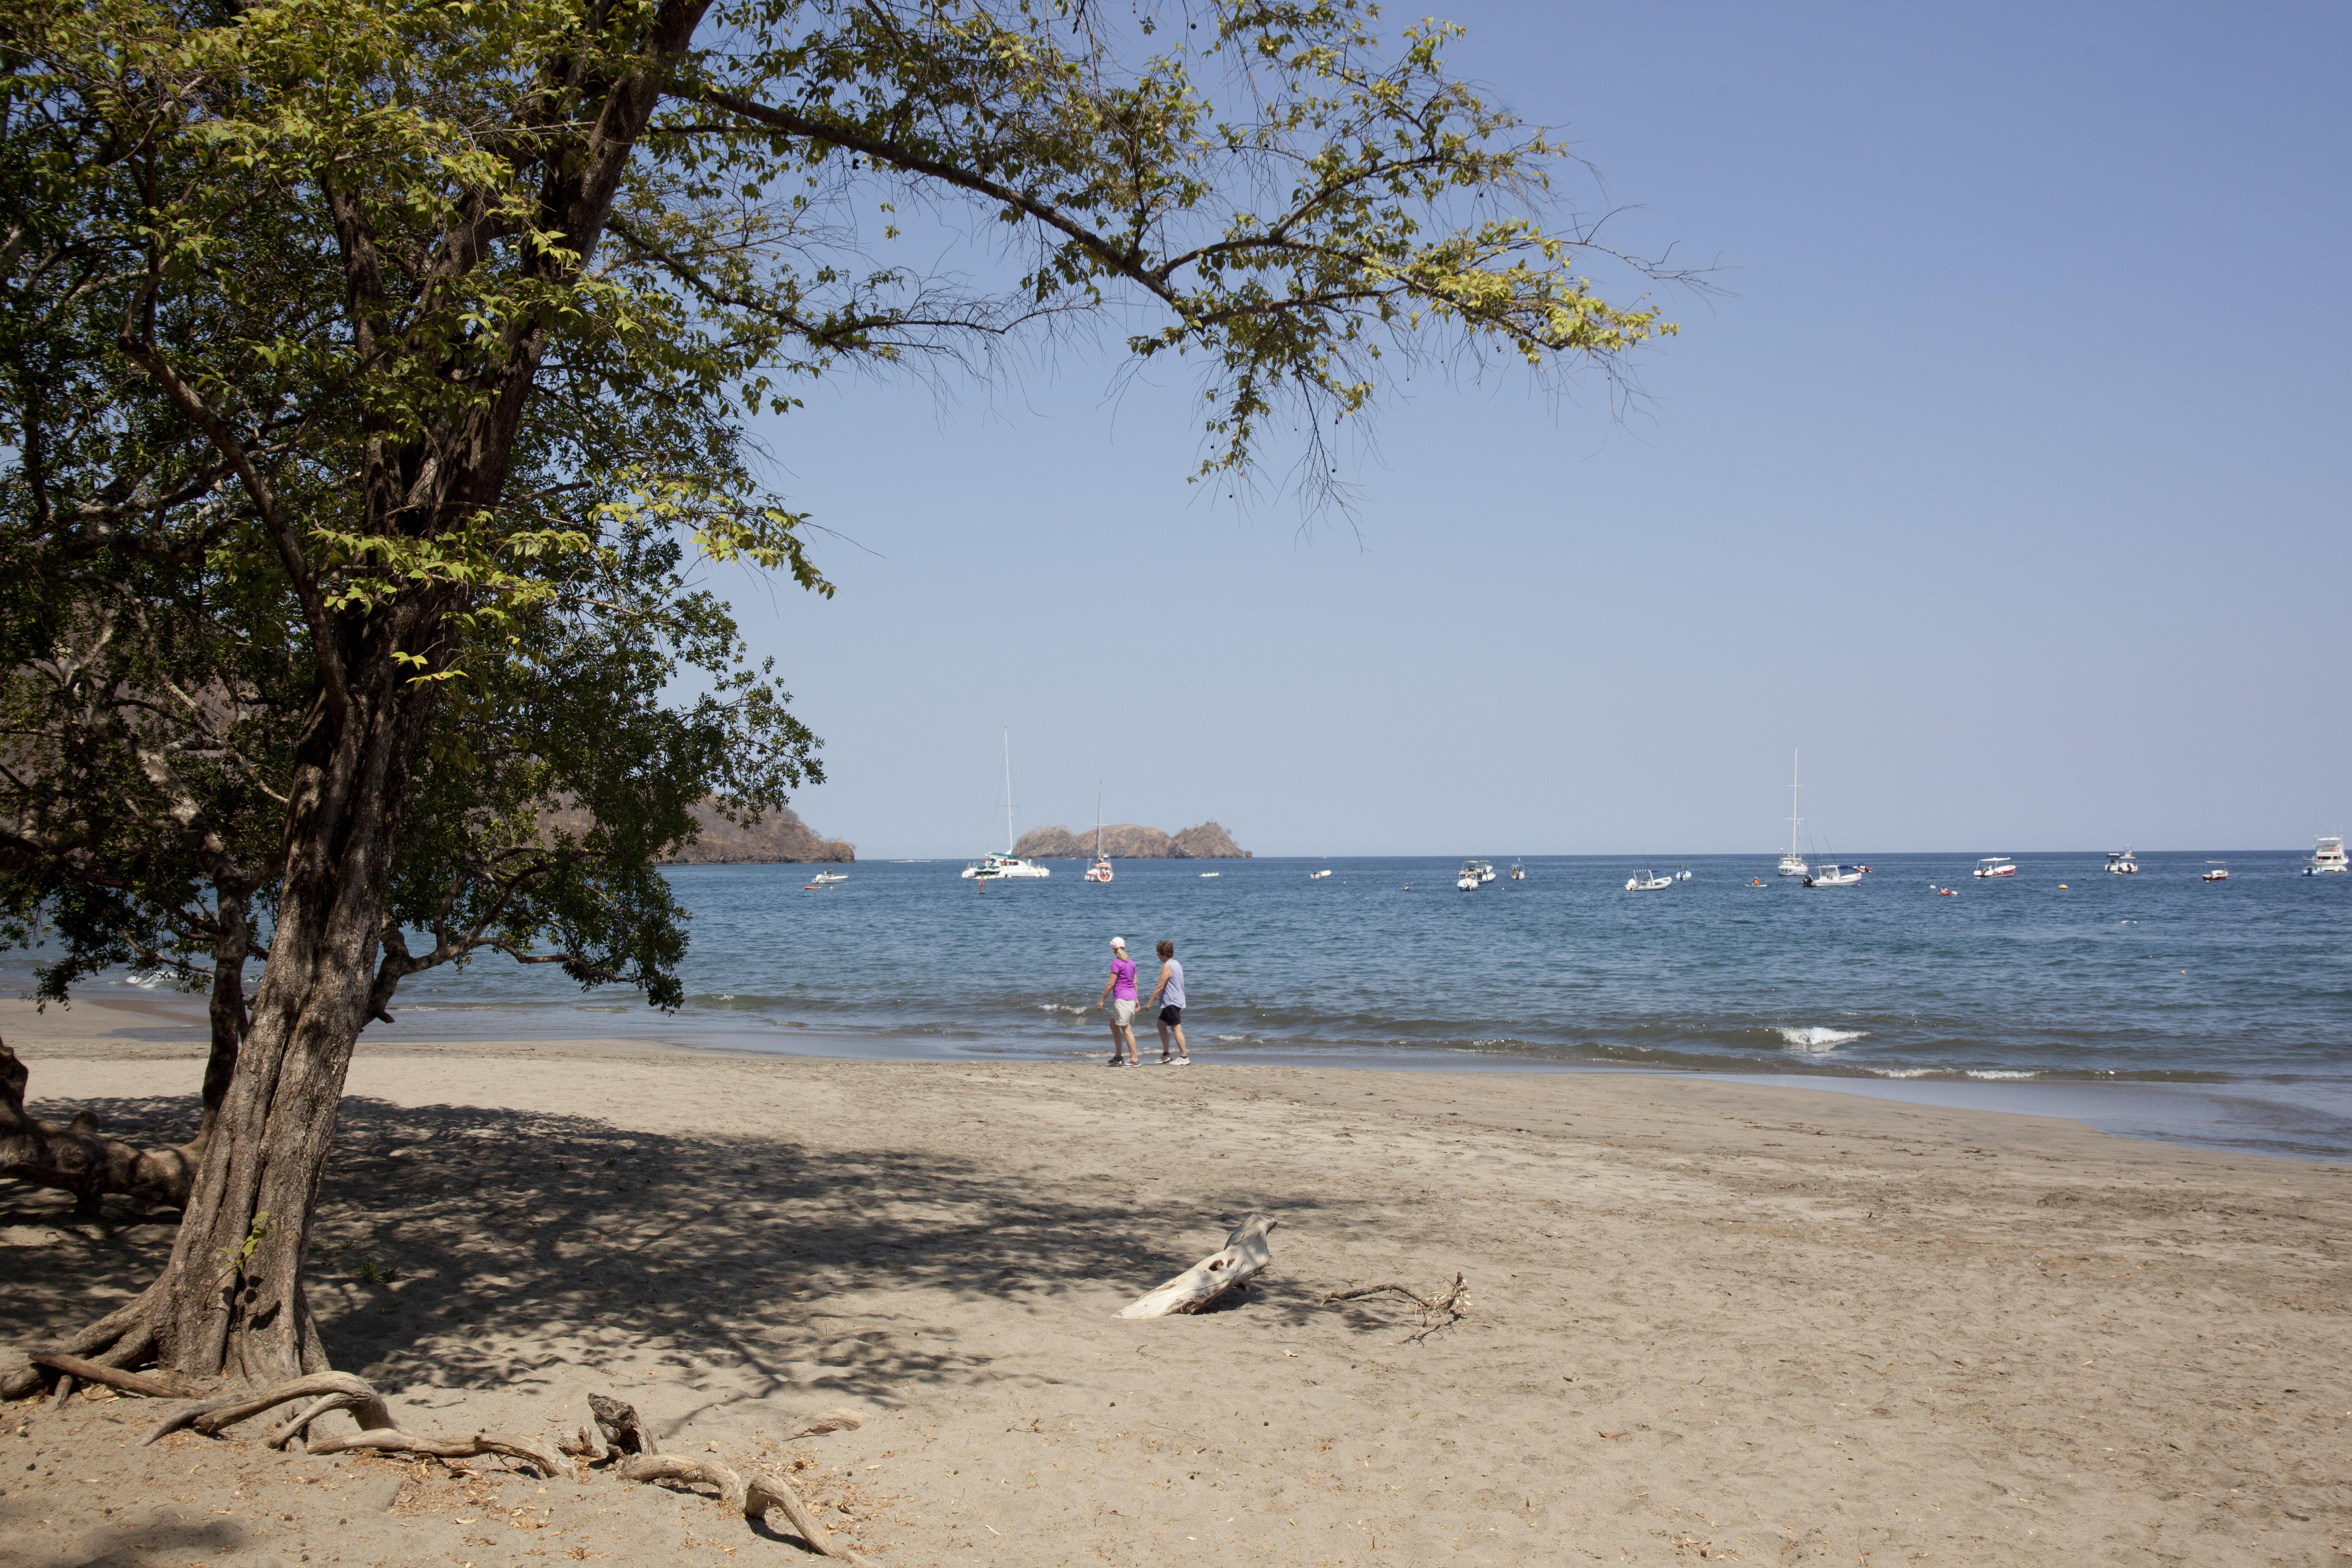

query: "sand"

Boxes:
[3, 995, 2348, 1566]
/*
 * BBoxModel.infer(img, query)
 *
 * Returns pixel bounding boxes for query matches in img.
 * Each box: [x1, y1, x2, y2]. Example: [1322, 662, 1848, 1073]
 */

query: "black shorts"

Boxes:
[1158, 1005, 1183, 1026]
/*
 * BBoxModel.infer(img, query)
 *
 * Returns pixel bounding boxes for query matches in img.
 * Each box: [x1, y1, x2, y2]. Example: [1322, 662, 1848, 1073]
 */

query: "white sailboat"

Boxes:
[1779, 750, 1808, 878]
[1084, 785, 1114, 883]
[960, 732, 1051, 879]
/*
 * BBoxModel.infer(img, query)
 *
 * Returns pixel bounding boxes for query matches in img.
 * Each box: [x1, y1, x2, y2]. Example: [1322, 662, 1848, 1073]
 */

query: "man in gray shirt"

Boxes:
[1145, 939, 1191, 1065]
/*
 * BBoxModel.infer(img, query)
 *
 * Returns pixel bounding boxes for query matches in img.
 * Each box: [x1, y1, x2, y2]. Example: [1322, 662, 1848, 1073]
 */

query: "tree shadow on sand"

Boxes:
[5, 1091, 1349, 1427]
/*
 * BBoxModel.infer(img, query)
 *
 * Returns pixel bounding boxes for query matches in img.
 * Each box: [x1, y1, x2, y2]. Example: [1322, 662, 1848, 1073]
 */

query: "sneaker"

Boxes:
[1157, 1055, 1174, 1065]
[1173, 1057, 1192, 1067]
[1106, 1058, 1126, 1068]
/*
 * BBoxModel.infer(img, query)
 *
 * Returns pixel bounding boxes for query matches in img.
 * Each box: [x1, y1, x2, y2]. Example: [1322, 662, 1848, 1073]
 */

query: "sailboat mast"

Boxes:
[1790, 748, 1802, 856]
[1095, 783, 1104, 859]
[1003, 730, 1015, 855]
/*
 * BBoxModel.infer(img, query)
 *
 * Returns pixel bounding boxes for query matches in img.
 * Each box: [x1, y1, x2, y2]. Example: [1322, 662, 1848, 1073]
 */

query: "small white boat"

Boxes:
[2105, 848, 2139, 874]
[1778, 750, 1809, 877]
[809, 871, 849, 885]
[2305, 835, 2348, 875]
[1509, 861, 1525, 881]
[1083, 787, 1114, 883]
[1308, 868, 1333, 880]
[1674, 865, 1694, 882]
[1626, 869, 1673, 892]
[1456, 859, 1490, 890]
[2202, 861, 2230, 882]
[1803, 863, 1866, 887]
[1456, 870, 1479, 891]
[1973, 856, 2018, 879]
[1199, 871, 1220, 877]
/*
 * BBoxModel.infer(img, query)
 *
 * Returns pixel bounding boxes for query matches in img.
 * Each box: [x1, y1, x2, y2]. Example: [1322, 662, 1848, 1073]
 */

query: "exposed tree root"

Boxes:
[31, 1352, 204, 1400]
[141, 1371, 395, 1446]
[1322, 1272, 1471, 1343]
[307, 1426, 572, 1477]
[591, 1394, 863, 1563]
[0, 1042, 198, 1214]
[2, 1295, 170, 1402]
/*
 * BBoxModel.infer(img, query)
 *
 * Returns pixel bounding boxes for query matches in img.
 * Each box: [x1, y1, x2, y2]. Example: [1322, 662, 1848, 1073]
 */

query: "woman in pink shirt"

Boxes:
[1095, 936, 1140, 1066]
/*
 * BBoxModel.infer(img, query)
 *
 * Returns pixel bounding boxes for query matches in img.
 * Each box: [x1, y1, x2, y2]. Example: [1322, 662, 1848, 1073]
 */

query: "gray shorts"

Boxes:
[1112, 999, 1137, 1027]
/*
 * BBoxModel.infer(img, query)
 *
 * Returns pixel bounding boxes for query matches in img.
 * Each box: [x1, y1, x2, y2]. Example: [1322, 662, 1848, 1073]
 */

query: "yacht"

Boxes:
[2105, 848, 2139, 874]
[1626, 869, 1674, 892]
[960, 732, 1052, 879]
[1457, 859, 1493, 889]
[2202, 861, 2231, 882]
[1083, 787, 1114, 883]
[1778, 750, 1808, 878]
[1973, 856, 2017, 879]
[1804, 863, 1865, 887]
[2306, 835, 2348, 875]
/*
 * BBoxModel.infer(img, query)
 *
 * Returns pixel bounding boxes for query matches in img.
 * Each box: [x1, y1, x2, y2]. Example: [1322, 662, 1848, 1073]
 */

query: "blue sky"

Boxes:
[720, 2, 2349, 859]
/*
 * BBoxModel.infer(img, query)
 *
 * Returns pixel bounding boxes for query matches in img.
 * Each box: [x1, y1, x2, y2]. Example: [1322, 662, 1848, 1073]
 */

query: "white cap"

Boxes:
[1109, 936, 1126, 949]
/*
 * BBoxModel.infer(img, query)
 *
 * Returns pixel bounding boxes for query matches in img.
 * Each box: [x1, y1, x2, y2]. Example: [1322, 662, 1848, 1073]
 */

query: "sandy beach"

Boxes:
[3, 995, 2348, 1566]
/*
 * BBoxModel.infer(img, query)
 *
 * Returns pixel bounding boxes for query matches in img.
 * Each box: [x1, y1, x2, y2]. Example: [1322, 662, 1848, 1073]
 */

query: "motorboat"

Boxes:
[1456, 869, 1479, 891]
[2202, 862, 2230, 882]
[1083, 786, 1114, 883]
[960, 732, 1051, 879]
[1674, 865, 1694, 882]
[2306, 835, 2348, 875]
[1308, 868, 1333, 880]
[1457, 859, 1492, 889]
[1199, 871, 1220, 877]
[810, 871, 848, 884]
[1509, 861, 1526, 881]
[1973, 856, 2017, 879]
[1803, 863, 1865, 887]
[1626, 869, 1674, 892]
[2105, 848, 2139, 874]
[1778, 749, 1808, 878]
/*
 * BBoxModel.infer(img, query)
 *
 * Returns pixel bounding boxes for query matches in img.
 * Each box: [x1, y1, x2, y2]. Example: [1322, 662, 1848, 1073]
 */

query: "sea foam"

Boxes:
[1777, 1025, 1867, 1052]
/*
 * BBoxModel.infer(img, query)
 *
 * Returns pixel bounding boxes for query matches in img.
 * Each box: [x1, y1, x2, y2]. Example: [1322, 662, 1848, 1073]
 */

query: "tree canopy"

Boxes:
[0, 0, 1680, 1390]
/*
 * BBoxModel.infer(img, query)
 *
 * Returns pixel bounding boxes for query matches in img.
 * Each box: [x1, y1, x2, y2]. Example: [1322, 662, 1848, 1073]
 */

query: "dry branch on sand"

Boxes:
[1119, 1213, 1278, 1318]
[1322, 1273, 1471, 1343]
[584, 1393, 864, 1563]
[0, 1043, 197, 1215]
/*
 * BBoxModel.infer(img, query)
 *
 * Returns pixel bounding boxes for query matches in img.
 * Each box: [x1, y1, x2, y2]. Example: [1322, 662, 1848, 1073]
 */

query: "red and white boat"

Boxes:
[1973, 856, 2018, 879]
[2202, 862, 2230, 882]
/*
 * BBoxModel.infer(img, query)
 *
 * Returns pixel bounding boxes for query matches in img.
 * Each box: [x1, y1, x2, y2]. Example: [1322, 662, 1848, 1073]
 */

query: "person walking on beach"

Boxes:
[1145, 939, 1190, 1065]
[1096, 937, 1140, 1066]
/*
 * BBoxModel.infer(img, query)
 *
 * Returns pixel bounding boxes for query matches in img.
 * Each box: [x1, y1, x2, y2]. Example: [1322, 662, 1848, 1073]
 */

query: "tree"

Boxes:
[0, 0, 1678, 1393]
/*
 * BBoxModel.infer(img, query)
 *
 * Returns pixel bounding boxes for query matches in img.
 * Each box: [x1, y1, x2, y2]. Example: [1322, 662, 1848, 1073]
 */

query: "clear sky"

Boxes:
[719, 1, 2349, 859]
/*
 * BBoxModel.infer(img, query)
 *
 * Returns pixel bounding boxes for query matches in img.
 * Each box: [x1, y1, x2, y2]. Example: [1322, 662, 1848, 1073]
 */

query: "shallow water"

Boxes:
[41, 850, 2352, 1159]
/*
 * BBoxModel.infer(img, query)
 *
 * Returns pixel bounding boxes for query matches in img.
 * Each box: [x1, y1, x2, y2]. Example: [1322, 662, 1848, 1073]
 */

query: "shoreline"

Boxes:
[6, 992, 2350, 1164]
[5, 1003, 2347, 1564]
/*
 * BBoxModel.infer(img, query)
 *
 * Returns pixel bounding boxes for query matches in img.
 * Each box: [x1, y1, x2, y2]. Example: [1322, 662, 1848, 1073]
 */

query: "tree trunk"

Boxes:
[137, 634, 435, 1385]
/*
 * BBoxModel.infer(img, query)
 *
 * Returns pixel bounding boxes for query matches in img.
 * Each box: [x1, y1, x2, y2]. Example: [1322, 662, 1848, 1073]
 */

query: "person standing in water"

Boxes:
[1145, 939, 1190, 1065]
[1096, 937, 1140, 1066]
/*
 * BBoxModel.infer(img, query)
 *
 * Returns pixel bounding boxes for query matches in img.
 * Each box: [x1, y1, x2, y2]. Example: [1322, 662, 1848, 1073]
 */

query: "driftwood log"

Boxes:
[1119, 1213, 1277, 1318]
[0, 1043, 197, 1213]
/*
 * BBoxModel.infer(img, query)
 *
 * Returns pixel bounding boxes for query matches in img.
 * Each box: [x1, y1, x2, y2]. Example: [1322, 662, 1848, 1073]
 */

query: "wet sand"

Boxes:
[3, 995, 2348, 1565]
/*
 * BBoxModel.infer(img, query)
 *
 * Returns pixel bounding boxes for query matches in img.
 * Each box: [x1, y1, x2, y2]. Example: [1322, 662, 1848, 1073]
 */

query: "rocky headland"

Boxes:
[542, 799, 855, 865]
[1011, 821, 1250, 859]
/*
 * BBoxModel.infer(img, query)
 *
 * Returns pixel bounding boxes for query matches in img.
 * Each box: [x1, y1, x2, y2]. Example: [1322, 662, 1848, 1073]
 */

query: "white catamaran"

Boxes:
[1779, 749, 1809, 878]
[961, 732, 1051, 879]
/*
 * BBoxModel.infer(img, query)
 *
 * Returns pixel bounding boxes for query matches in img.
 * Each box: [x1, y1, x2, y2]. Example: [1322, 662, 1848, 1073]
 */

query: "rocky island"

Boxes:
[1011, 821, 1250, 860]
[660, 801, 855, 864]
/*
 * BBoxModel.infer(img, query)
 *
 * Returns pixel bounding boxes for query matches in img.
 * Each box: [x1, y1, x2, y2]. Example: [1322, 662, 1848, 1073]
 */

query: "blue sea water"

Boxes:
[44, 851, 2352, 1159]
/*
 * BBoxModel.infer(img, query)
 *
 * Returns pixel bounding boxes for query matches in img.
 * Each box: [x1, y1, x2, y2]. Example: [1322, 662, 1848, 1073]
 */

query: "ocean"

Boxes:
[44, 851, 2352, 1160]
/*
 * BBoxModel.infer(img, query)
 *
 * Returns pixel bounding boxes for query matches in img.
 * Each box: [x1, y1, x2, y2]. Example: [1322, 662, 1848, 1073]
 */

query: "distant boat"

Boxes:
[2305, 835, 2348, 875]
[2106, 848, 2139, 874]
[1456, 868, 1479, 891]
[1973, 856, 2018, 879]
[1804, 863, 1865, 887]
[1458, 859, 1494, 889]
[1199, 871, 1220, 878]
[961, 731, 1050, 879]
[2202, 861, 2231, 882]
[1779, 750, 1809, 879]
[1308, 868, 1333, 880]
[810, 871, 848, 885]
[1084, 786, 1114, 883]
[1509, 861, 1526, 881]
[1674, 864, 1694, 882]
[1626, 869, 1674, 892]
